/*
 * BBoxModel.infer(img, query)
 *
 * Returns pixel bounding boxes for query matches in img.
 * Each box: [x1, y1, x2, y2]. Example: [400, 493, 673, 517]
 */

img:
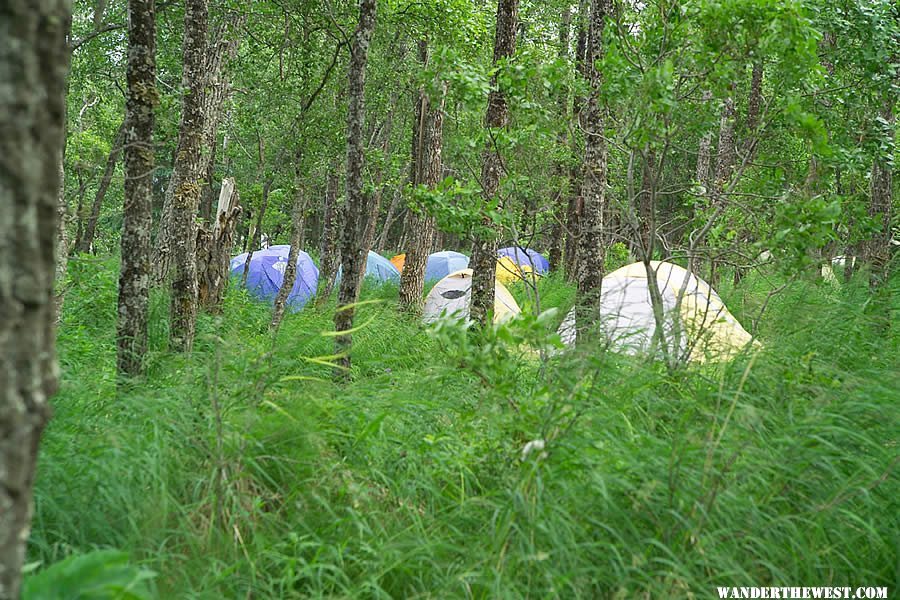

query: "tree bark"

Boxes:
[271, 161, 307, 331]
[689, 89, 736, 276]
[197, 13, 246, 222]
[862, 97, 894, 289]
[55, 145, 70, 290]
[0, 1, 69, 596]
[399, 41, 446, 312]
[574, 0, 612, 335]
[317, 167, 342, 303]
[167, 0, 209, 353]
[563, 0, 591, 281]
[470, 0, 519, 326]
[117, 0, 157, 377]
[636, 147, 657, 260]
[241, 177, 273, 286]
[334, 0, 378, 375]
[152, 0, 219, 284]
[375, 187, 402, 253]
[77, 120, 127, 253]
[712, 93, 737, 208]
[547, 7, 573, 271]
[694, 90, 714, 196]
[196, 178, 240, 313]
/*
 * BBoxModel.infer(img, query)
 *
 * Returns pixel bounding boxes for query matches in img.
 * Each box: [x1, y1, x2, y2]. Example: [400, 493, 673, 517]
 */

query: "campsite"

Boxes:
[1, 0, 897, 598]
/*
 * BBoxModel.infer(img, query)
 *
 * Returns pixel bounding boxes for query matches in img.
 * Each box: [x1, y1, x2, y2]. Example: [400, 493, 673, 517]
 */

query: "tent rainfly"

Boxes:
[390, 253, 406, 272]
[229, 245, 319, 311]
[497, 246, 550, 274]
[423, 269, 521, 324]
[495, 256, 537, 284]
[425, 251, 470, 282]
[557, 261, 754, 362]
[335, 250, 401, 285]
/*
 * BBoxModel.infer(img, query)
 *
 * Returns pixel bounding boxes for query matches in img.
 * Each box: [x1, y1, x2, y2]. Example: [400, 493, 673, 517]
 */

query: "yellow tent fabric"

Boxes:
[423, 269, 521, 324]
[390, 253, 406, 273]
[495, 256, 521, 284]
[558, 261, 754, 362]
[495, 256, 537, 284]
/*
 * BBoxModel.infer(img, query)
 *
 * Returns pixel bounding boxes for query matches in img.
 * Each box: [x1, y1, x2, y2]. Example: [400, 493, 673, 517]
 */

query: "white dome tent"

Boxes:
[423, 269, 521, 325]
[558, 261, 754, 362]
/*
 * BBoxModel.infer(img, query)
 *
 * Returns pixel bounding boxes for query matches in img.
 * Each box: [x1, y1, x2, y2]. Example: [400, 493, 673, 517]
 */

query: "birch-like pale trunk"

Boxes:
[0, 1, 70, 596]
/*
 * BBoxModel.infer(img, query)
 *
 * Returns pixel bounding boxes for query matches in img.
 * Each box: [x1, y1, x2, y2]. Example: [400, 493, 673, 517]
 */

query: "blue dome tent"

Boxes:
[425, 251, 469, 281]
[497, 246, 550, 274]
[335, 250, 401, 285]
[230, 245, 319, 311]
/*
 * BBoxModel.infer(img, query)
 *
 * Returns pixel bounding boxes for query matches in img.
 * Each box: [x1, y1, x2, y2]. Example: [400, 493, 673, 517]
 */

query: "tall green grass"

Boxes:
[29, 257, 898, 597]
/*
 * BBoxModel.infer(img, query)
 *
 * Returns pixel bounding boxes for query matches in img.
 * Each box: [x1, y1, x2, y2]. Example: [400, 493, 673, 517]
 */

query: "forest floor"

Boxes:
[28, 257, 899, 598]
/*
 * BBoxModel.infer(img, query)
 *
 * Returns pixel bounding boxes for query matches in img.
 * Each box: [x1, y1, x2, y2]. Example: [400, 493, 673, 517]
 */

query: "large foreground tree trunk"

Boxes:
[470, 0, 519, 326]
[0, 1, 70, 596]
[77, 120, 127, 253]
[334, 0, 377, 375]
[399, 41, 446, 312]
[574, 0, 612, 336]
[117, 0, 158, 377]
[167, 0, 209, 353]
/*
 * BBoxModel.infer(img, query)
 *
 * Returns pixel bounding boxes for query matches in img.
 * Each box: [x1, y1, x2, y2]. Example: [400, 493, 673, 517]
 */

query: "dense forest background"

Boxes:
[0, 0, 896, 597]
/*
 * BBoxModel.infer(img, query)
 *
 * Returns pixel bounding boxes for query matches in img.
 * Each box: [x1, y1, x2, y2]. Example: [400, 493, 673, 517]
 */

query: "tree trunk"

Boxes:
[77, 120, 127, 253]
[862, 97, 894, 290]
[711, 93, 737, 208]
[375, 187, 402, 253]
[241, 177, 272, 286]
[547, 7, 573, 271]
[271, 162, 307, 331]
[168, 0, 209, 353]
[574, 0, 612, 336]
[153, 0, 222, 283]
[689, 90, 736, 276]
[636, 147, 657, 260]
[196, 178, 240, 313]
[117, 0, 157, 377]
[0, 2, 69, 596]
[361, 108, 396, 256]
[563, 0, 591, 281]
[733, 62, 764, 285]
[55, 145, 70, 290]
[316, 167, 342, 303]
[399, 42, 446, 312]
[197, 13, 246, 222]
[334, 0, 378, 375]
[744, 62, 763, 143]
[694, 90, 714, 195]
[470, 0, 519, 326]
